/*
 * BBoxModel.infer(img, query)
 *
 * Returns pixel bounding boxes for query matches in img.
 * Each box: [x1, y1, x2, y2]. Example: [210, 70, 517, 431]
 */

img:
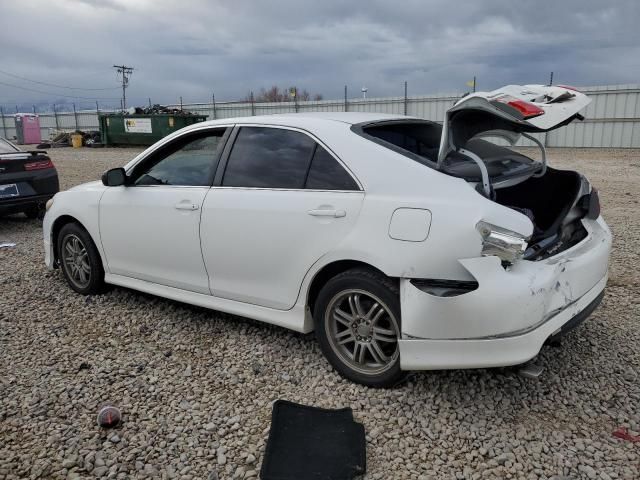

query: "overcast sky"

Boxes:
[1, 0, 639, 109]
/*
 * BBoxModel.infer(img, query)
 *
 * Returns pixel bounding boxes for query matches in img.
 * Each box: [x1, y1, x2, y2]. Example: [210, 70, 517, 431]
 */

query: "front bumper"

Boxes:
[398, 216, 612, 370]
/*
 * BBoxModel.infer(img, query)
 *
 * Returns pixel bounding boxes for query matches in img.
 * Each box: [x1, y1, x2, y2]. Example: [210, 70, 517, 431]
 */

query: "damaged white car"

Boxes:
[43, 84, 611, 387]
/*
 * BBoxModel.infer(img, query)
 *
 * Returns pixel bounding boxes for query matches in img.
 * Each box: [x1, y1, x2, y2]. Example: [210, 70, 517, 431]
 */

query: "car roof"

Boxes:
[192, 112, 412, 129]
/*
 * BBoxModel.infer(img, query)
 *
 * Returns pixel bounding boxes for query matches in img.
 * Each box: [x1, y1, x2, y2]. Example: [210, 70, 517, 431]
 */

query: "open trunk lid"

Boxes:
[437, 84, 591, 165]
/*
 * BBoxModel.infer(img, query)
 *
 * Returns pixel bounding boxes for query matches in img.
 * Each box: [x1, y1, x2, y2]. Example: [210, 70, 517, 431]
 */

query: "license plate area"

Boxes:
[0, 183, 19, 198]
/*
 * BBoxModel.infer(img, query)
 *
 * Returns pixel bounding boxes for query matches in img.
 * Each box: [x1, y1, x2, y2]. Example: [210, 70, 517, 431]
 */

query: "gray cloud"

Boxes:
[1, 0, 639, 109]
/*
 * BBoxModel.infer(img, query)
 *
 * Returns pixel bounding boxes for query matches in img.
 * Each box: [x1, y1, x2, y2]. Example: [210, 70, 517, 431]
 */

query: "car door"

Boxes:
[99, 127, 229, 294]
[200, 125, 365, 310]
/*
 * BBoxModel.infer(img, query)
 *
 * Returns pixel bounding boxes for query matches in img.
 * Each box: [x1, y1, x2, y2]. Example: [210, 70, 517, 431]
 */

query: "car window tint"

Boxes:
[222, 127, 315, 189]
[305, 145, 359, 191]
[135, 131, 224, 186]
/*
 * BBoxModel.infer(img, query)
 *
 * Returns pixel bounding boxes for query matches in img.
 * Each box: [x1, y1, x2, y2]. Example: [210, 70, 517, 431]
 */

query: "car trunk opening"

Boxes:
[359, 119, 593, 260]
[494, 167, 594, 260]
[355, 85, 595, 261]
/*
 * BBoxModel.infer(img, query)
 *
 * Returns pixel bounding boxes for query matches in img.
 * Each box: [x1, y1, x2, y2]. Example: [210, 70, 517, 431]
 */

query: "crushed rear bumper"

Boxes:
[398, 216, 611, 370]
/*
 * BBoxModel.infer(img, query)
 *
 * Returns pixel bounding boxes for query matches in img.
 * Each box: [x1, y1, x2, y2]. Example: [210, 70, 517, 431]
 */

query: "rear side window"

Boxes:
[223, 127, 315, 189]
[306, 146, 358, 191]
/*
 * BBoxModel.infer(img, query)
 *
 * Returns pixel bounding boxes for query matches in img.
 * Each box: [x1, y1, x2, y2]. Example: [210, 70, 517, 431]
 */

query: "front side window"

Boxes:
[222, 127, 315, 189]
[133, 129, 226, 186]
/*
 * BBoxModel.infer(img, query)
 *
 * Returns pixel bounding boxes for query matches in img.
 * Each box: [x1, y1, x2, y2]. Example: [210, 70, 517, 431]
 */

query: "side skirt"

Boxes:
[104, 273, 313, 333]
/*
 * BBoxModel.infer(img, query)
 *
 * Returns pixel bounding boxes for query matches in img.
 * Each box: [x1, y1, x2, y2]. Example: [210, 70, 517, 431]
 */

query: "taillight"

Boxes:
[557, 84, 580, 92]
[24, 159, 54, 171]
[493, 95, 545, 119]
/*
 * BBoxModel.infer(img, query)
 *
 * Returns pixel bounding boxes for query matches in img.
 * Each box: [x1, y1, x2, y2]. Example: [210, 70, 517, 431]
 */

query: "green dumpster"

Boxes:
[99, 113, 208, 146]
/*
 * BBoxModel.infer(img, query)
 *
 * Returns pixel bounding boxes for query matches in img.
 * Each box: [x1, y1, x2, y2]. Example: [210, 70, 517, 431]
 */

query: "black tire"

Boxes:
[57, 222, 105, 295]
[23, 205, 40, 219]
[313, 268, 407, 388]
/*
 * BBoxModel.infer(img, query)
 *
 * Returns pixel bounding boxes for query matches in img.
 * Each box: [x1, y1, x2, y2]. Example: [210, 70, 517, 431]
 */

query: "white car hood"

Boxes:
[438, 84, 591, 164]
[67, 180, 105, 192]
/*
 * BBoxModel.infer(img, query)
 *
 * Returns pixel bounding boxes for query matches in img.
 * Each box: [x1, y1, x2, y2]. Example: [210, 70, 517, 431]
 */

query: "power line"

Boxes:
[0, 79, 120, 100]
[0, 68, 120, 91]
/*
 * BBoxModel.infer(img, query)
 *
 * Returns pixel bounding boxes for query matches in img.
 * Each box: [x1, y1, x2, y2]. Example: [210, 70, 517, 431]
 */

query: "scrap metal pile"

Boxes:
[128, 104, 200, 116]
[37, 130, 101, 149]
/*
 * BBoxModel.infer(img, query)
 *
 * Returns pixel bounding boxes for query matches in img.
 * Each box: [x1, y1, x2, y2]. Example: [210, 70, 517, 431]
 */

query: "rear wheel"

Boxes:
[314, 268, 406, 387]
[23, 205, 40, 219]
[57, 223, 105, 295]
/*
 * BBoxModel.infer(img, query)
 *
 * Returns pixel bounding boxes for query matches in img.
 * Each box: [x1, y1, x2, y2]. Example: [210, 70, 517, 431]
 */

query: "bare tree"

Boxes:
[243, 85, 324, 103]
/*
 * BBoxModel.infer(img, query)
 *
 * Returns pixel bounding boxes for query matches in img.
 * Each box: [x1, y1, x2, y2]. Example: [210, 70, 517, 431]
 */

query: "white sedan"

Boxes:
[44, 85, 611, 387]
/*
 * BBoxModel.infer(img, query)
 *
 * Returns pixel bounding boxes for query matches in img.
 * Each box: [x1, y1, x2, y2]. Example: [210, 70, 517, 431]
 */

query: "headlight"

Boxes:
[45, 198, 54, 211]
[476, 221, 528, 264]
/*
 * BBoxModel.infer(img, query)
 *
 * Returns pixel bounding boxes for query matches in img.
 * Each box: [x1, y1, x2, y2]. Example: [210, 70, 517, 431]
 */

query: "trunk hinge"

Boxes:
[522, 133, 547, 177]
[457, 148, 492, 198]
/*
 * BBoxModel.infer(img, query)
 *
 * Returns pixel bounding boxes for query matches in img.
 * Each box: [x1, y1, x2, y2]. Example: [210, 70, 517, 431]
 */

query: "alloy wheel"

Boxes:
[325, 289, 400, 376]
[61, 234, 91, 289]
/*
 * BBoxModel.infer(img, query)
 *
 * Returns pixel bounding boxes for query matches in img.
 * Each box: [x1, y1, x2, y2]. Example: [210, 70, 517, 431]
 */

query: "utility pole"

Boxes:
[404, 81, 408, 116]
[113, 64, 134, 111]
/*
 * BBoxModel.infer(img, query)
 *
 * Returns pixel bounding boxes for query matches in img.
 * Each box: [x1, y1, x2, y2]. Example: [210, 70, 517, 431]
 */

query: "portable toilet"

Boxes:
[14, 114, 42, 145]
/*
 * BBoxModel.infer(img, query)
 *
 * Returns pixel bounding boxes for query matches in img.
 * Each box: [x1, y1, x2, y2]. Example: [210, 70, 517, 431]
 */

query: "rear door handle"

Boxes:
[307, 209, 346, 218]
[174, 202, 200, 211]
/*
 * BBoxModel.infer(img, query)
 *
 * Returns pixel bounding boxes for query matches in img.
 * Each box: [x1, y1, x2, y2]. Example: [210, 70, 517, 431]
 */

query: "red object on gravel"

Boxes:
[612, 427, 640, 443]
[97, 406, 122, 428]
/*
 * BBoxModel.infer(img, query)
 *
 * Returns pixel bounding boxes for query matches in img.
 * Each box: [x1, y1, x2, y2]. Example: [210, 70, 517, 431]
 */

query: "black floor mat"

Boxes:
[260, 400, 366, 480]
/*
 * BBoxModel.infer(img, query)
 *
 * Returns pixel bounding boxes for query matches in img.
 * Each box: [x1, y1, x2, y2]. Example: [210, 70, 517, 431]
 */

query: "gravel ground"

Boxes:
[1, 146, 639, 480]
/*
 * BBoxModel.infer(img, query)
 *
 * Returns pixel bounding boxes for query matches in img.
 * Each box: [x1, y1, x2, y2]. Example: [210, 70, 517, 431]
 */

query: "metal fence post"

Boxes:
[212, 93, 217, 119]
[250, 92, 255, 116]
[0, 107, 6, 138]
[73, 103, 79, 130]
[53, 104, 60, 130]
[344, 85, 348, 112]
[404, 81, 408, 116]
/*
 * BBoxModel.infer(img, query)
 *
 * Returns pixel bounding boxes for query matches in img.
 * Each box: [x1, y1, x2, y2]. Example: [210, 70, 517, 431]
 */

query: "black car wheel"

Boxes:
[57, 223, 105, 295]
[314, 268, 406, 388]
[23, 205, 41, 219]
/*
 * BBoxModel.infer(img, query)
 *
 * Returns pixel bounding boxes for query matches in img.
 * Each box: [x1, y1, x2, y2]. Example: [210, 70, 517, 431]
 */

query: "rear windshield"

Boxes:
[360, 121, 537, 181]
[0, 138, 19, 154]
[362, 121, 442, 166]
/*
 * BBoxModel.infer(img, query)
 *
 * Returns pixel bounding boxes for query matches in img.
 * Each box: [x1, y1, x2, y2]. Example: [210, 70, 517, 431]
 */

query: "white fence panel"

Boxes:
[2, 84, 639, 147]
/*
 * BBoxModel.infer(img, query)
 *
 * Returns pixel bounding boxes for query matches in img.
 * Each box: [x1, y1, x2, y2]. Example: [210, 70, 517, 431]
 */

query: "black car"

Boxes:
[0, 137, 59, 218]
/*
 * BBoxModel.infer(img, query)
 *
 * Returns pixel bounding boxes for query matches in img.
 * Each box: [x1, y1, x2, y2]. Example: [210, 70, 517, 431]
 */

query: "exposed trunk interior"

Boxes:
[493, 167, 590, 259]
[495, 168, 580, 240]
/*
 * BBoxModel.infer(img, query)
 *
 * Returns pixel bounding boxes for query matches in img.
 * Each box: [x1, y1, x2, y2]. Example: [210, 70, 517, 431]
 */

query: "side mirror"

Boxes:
[102, 168, 128, 187]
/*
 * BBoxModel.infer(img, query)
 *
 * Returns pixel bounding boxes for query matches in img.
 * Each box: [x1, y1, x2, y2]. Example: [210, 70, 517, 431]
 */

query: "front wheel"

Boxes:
[313, 268, 406, 388]
[57, 223, 105, 295]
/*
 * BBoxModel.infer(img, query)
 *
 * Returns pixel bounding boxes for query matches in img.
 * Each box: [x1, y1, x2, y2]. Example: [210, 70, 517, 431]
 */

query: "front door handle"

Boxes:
[174, 202, 200, 211]
[307, 209, 346, 218]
